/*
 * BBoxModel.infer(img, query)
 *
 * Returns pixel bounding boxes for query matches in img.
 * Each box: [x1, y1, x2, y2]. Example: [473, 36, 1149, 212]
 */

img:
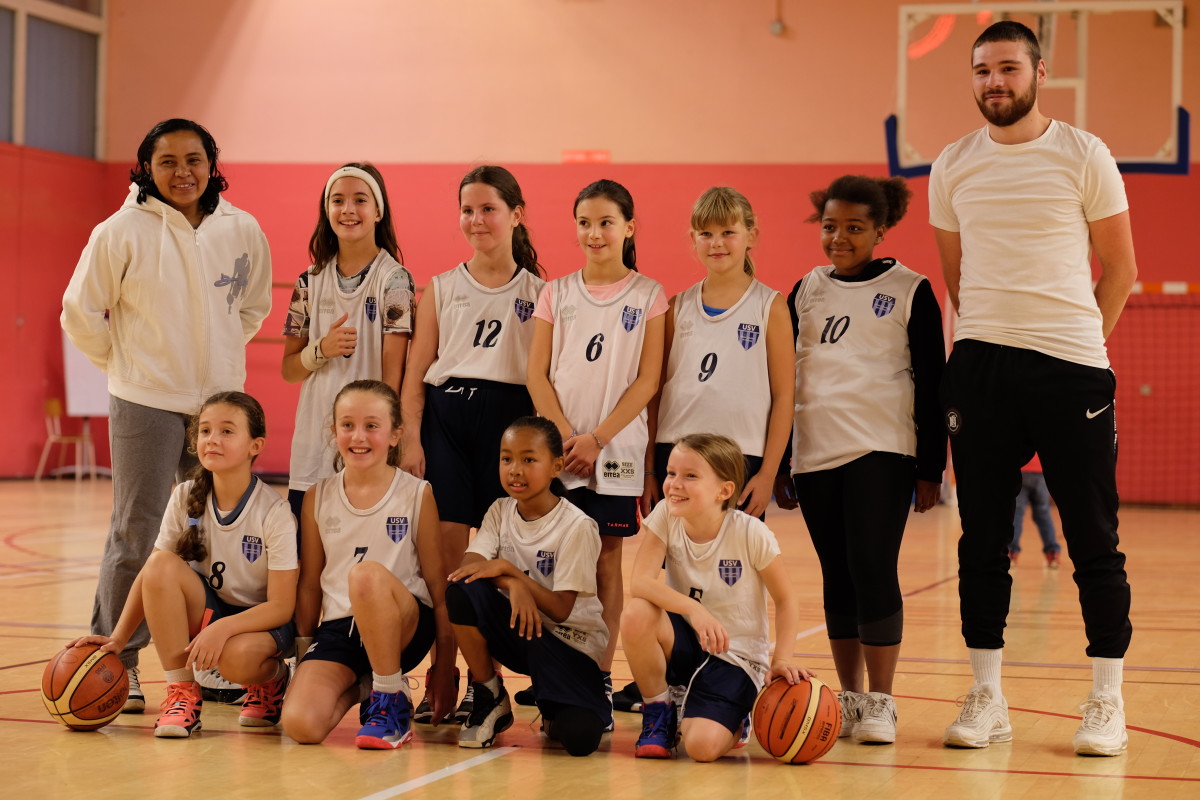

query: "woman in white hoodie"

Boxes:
[61, 118, 272, 712]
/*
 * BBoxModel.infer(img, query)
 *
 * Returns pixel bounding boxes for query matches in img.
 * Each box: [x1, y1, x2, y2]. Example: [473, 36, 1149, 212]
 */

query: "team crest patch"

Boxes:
[737, 322, 761, 350]
[536, 550, 556, 577]
[241, 535, 263, 563]
[718, 559, 743, 586]
[514, 298, 535, 323]
[621, 305, 643, 332]
[872, 293, 896, 318]
[365, 296, 378, 323]
[386, 516, 409, 543]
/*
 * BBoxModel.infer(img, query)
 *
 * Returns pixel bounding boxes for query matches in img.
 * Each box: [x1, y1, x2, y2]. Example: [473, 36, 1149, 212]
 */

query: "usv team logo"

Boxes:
[621, 305, 643, 332]
[872, 293, 896, 318]
[386, 516, 409, 543]
[514, 297, 535, 323]
[536, 550, 556, 577]
[365, 296, 378, 323]
[737, 322, 761, 350]
[718, 559, 743, 586]
[241, 535, 263, 563]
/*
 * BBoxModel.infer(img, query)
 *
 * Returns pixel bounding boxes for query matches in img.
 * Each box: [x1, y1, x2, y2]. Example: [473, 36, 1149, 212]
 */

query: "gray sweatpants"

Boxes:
[91, 395, 197, 668]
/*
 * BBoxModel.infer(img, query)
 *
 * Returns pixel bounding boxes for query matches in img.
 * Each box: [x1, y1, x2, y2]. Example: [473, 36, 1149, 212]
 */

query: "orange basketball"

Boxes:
[752, 675, 841, 763]
[41, 644, 128, 731]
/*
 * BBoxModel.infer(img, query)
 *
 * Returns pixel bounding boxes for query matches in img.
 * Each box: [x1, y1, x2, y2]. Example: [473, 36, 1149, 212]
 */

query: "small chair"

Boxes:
[34, 399, 97, 481]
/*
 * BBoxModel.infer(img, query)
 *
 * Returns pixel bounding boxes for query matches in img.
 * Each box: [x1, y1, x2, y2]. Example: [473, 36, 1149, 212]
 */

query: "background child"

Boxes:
[445, 416, 610, 756]
[651, 186, 794, 518]
[282, 163, 415, 522]
[67, 391, 297, 739]
[61, 119, 272, 711]
[399, 165, 544, 722]
[787, 175, 945, 745]
[281, 381, 455, 750]
[623, 433, 807, 762]
[1009, 454, 1062, 568]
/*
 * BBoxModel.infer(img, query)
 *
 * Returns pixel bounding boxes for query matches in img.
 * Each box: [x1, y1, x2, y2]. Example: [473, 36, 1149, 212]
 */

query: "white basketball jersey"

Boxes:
[155, 478, 298, 608]
[657, 279, 778, 456]
[468, 497, 609, 663]
[424, 264, 546, 387]
[791, 261, 926, 473]
[313, 467, 432, 621]
[643, 501, 781, 687]
[289, 251, 408, 492]
[548, 271, 664, 495]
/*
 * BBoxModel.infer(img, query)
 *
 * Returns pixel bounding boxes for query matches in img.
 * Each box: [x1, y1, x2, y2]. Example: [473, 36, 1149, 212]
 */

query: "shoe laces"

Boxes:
[465, 684, 496, 728]
[1078, 695, 1118, 731]
[128, 667, 141, 690]
[243, 678, 284, 715]
[956, 688, 992, 722]
[640, 702, 673, 743]
[364, 691, 412, 727]
[160, 683, 199, 715]
[862, 694, 893, 721]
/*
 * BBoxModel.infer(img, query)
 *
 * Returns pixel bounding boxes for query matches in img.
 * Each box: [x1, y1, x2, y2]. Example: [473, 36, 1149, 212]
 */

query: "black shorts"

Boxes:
[197, 570, 295, 657]
[665, 612, 758, 733]
[300, 605, 436, 678]
[449, 578, 609, 723]
[566, 487, 638, 538]
[422, 378, 533, 527]
[654, 442, 765, 520]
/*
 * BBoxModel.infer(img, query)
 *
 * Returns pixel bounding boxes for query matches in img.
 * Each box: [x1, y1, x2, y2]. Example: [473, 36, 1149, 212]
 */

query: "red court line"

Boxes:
[812, 759, 1200, 782]
[0, 717, 282, 736]
[0, 661, 47, 671]
[901, 575, 957, 597]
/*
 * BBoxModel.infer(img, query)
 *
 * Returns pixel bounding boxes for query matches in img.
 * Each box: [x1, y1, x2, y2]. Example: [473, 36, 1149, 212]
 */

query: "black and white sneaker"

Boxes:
[457, 679, 513, 748]
[122, 666, 145, 713]
[452, 681, 476, 725]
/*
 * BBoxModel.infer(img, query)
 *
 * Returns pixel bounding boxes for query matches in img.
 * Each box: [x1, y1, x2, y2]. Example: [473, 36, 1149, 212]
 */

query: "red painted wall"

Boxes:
[9, 149, 1199, 504]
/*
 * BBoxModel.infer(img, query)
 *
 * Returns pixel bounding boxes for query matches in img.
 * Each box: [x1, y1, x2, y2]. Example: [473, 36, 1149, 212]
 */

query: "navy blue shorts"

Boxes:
[300, 604, 436, 678]
[196, 569, 296, 657]
[654, 442, 765, 520]
[665, 612, 758, 733]
[422, 378, 533, 527]
[566, 487, 638, 538]
[448, 578, 609, 724]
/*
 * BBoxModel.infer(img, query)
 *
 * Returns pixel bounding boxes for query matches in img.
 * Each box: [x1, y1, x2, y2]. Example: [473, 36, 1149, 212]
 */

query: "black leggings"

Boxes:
[793, 452, 914, 646]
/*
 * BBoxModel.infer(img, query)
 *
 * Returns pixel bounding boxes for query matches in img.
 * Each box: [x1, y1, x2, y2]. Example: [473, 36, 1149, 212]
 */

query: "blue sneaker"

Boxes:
[635, 701, 677, 758]
[355, 690, 415, 750]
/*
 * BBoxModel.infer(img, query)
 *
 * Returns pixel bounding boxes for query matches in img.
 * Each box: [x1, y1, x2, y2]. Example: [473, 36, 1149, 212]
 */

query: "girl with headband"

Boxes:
[282, 163, 416, 523]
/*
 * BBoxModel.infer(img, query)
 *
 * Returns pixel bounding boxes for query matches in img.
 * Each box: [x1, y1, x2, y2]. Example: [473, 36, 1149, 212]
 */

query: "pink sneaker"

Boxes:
[239, 670, 288, 727]
[155, 681, 203, 738]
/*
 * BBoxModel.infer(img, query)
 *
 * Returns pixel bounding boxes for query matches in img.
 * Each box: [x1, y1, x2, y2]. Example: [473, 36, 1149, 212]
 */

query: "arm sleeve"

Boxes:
[647, 282, 669, 319]
[532, 282, 555, 324]
[643, 500, 670, 545]
[1081, 140, 1129, 222]
[466, 502, 504, 559]
[281, 272, 310, 338]
[777, 279, 802, 475]
[382, 266, 416, 334]
[264, 500, 299, 570]
[748, 519, 782, 571]
[60, 223, 123, 372]
[907, 279, 948, 482]
[928, 153, 960, 232]
[550, 516, 601, 596]
[240, 222, 273, 343]
[153, 483, 191, 554]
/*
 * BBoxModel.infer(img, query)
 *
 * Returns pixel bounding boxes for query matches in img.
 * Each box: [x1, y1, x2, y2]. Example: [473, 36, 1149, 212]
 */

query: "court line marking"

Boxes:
[812, 759, 1200, 782]
[356, 746, 520, 799]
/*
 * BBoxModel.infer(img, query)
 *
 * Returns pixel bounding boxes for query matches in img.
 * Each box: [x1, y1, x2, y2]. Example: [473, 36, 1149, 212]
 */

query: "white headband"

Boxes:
[324, 166, 385, 215]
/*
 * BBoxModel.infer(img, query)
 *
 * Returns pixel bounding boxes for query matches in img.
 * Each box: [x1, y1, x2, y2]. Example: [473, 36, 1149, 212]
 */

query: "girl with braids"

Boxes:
[399, 166, 545, 723]
[785, 175, 946, 746]
[282, 381, 455, 750]
[527, 179, 667, 727]
[281, 163, 415, 523]
[67, 392, 298, 739]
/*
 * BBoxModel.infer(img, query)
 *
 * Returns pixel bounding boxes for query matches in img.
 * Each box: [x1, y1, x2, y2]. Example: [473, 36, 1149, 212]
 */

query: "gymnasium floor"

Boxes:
[2, 479, 1197, 799]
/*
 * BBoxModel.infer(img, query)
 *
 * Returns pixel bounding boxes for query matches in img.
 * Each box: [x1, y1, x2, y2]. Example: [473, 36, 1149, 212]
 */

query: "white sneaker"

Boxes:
[122, 666, 145, 713]
[943, 685, 1012, 748]
[854, 692, 897, 744]
[458, 679, 513, 748]
[838, 690, 865, 739]
[1073, 691, 1127, 756]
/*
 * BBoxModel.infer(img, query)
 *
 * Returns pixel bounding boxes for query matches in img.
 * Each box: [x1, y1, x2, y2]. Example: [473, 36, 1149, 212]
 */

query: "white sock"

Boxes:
[372, 670, 409, 697]
[1092, 657, 1124, 706]
[968, 648, 1003, 693]
[482, 673, 501, 694]
[645, 690, 670, 705]
[164, 668, 195, 685]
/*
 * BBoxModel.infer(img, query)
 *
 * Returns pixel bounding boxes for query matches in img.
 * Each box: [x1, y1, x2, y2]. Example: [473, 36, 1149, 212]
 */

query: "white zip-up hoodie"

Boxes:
[61, 184, 272, 415]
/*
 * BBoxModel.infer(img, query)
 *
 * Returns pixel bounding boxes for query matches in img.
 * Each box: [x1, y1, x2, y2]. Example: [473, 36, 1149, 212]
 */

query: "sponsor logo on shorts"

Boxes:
[536, 550, 556, 576]
[365, 296, 378, 323]
[514, 297, 535, 323]
[386, 516, 409, 543]
[621, 305, 643, 332]
[945, 408, 962, 435]
[872, 293, 896, 317]
[737, 322, 761, 350]
[241, 535, 263, 563]
[719, 559, 743, 586]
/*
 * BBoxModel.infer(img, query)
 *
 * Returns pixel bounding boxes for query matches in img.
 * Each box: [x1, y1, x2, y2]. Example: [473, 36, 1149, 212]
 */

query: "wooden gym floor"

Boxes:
[1, 479, 1197, 799]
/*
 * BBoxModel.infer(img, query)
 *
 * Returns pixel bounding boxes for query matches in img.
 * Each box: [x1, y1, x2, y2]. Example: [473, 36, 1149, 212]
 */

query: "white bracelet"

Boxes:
[300, 342, 329, 371]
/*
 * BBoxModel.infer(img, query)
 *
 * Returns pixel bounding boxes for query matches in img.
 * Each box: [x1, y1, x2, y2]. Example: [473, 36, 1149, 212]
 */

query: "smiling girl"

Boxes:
[282, 163, 415, 522]
[67, 392, 298, 739]
[281, 381, 455, 750]
[786, 175, 946, 745]
[527, 179, 667, 724]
